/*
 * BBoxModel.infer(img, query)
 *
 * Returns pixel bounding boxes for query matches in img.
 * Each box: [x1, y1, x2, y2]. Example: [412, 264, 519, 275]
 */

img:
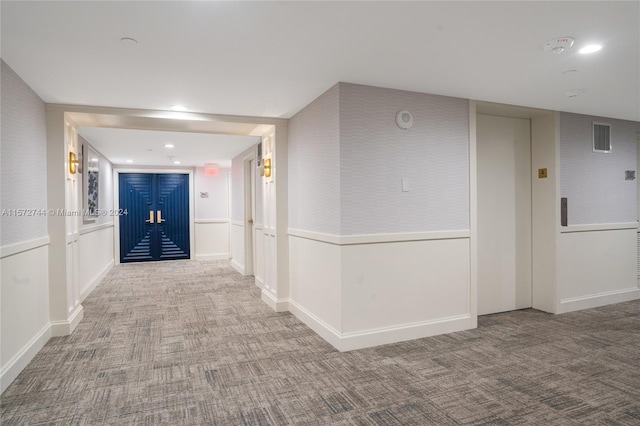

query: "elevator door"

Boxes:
[477, 114, 532, 315]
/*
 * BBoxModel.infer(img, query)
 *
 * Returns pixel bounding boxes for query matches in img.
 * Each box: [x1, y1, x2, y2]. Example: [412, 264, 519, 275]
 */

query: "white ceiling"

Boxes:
[77, 127, 259, 168]
[2, 1, 639, 122]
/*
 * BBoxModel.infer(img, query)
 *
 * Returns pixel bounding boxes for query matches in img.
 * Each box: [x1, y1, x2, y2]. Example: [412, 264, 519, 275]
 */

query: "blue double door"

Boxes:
[119, 173, 190, 263]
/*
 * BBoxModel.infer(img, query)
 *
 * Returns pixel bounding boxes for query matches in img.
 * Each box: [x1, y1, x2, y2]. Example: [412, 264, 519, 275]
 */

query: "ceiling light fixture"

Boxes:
[579, 44, 602, 54]
[126, 159, 134, 163]
[543, 37, 574, 54]
[170, 105, 189, 112]
[174, 160, 181, 165]
[164, 143, 175, 148]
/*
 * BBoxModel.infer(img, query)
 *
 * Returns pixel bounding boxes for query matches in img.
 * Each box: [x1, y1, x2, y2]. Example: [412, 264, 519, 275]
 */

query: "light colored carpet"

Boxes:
[1, 260, 639, 425]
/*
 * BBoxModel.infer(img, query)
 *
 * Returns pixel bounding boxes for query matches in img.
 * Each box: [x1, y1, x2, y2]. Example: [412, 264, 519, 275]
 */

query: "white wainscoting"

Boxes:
[230, 220, 245, 274]
[287, 231, 473, 352]
[194, 219, 230, 260]
[1, 238, 51, 393]
[558, 228, 639, 313]
[289, 235, 342, 331]
[78, 223, 114, 302]
[254, 224, 265, 288]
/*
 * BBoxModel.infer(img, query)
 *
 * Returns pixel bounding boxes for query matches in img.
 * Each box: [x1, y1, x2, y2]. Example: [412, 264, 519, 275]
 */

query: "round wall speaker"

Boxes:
[395, 110, 413, 130]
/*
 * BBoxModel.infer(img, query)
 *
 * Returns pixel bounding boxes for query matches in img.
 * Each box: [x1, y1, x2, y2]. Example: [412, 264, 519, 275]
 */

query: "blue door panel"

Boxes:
[157, 174, 190, 260]
[119, 173, 190, 263]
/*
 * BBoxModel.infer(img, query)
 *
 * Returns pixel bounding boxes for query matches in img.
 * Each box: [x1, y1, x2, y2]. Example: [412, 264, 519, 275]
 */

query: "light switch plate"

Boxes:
[538, 168, 548, 179]
[401, 178, 409, 192]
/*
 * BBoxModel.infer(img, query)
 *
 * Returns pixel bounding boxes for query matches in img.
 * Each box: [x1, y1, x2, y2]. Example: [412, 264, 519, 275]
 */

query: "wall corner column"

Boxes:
[45, 107, 83, 335]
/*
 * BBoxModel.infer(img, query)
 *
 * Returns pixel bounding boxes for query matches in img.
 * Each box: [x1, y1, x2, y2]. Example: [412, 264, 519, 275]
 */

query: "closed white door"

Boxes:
[477, 114, 532, 315]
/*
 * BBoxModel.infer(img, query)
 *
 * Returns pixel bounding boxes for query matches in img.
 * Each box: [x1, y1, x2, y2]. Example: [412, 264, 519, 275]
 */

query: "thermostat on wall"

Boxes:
[396, 110, 413, 130]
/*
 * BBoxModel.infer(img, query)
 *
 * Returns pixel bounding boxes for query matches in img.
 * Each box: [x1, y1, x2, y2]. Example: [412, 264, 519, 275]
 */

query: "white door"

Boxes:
[250, 159, 257, 275]
[245, 158, 256, 276]
[477, 114, 532, 315]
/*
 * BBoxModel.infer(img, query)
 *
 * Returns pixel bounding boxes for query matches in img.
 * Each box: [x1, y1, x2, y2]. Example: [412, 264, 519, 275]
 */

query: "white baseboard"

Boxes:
[255, 276, 264, 289]
[559, 287, 640, 313]
[288, 299, 343, 349]
[339, 314, 473, 352]
[0, 323, 51, 393]
[80, 260, 114, 303]
[289, 298, 472, 352]
[50, 305, 84, 337]
[231, 259, 245, 275]
[260, 289, 289, 312]
[195, 253, 230, 261]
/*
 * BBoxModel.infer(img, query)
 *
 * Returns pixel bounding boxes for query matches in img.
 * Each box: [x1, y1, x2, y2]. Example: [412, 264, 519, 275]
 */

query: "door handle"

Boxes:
[248, 219, 254, 224]
[157, 210, 165, 224]
[145, 211, 154, 223]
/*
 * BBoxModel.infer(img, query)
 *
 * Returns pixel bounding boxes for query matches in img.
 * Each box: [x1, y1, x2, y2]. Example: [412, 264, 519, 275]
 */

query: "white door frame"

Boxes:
[472, 101, 557, 317]
[112, 168, 195, 265]
[243, 153, 256, 276]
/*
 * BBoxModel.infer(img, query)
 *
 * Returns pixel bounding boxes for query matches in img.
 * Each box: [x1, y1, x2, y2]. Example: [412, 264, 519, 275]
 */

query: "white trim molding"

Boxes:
[0, 323, 51, 394]
[289, 298, 472, 352]
[79, 222, 114, 236]
[261, 289, 289, 313]
[288, 299, 342, 349]
[338, 314, 472, 352]
[80, 259, 114, 302]
[561, 222, 638, 233]
[288, 228, 471, 246]
[255, 276, 264, 289]
[196, 253, 230, 261]
[230, 219, 244, 227]
[194, 218, 229, 224]
[50, 305, 84, 337]
[1, 236, 50, 259]
[559, 287, 640, 313]
[231, 258, 245, 275]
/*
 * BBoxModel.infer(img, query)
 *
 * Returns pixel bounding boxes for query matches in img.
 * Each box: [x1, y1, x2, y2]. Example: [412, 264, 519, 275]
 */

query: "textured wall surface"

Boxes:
[1, 60, 48, 246]
[560, 112, 639, 225]
[339, 83, 469, 234]
[194, 167, 230, 219]
[288, 84, 341, 235]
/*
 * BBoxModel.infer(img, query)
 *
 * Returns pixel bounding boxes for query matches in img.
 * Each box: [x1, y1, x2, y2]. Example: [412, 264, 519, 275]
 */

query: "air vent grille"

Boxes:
[593, 122, 611, 153]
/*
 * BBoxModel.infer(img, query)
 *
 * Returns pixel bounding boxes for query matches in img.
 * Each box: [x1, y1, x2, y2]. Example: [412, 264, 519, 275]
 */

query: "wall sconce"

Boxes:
[204, 163, 219, 176]
[69, 151, 79, 174]
[262, 157, 272, 178]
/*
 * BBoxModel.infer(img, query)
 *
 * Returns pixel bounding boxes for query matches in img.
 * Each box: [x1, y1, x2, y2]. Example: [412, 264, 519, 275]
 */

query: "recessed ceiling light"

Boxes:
[579, 44, 602, 54]
[173, 160, 181, 165]
[170, 105, 189, 112]
[165, 143, 175, 148]
[126, 159, 134, 163]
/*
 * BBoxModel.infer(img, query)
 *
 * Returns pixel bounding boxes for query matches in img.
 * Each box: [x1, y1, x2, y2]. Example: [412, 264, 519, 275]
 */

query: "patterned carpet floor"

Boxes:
[1, 260, 639, 425]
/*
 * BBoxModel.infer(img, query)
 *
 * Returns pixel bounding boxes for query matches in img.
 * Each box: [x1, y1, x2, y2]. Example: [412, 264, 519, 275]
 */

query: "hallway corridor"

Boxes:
[1, 260, 639, 425]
